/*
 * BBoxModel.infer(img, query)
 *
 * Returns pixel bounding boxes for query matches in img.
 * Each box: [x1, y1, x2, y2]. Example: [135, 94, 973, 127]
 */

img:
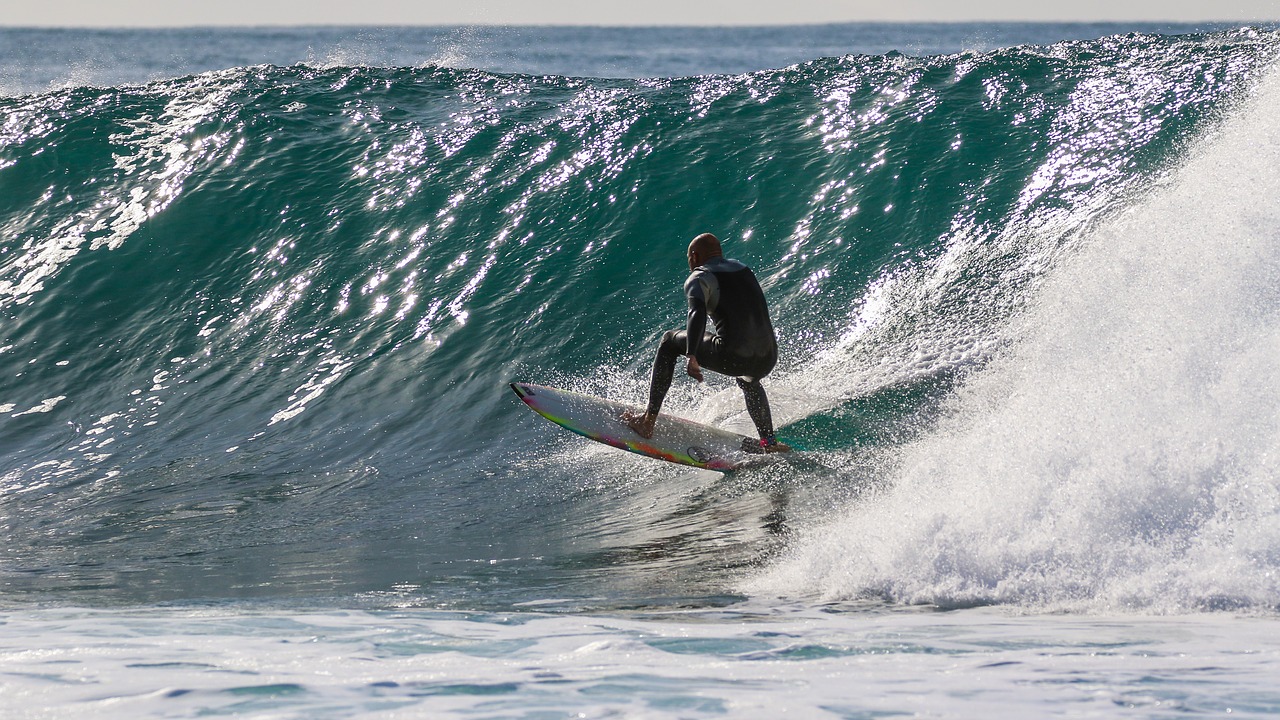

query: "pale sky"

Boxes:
[3, 0, 1278, 27]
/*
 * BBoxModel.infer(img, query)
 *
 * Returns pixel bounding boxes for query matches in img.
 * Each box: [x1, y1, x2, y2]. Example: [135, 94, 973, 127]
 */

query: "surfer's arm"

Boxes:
[684, 293, 707, 382]
[684, 273, 709, 358]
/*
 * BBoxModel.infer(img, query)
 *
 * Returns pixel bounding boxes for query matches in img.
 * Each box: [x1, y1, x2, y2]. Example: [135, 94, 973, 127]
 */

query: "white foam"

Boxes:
[748, 61, 1280, 612]
[2, 606, 1278, 718]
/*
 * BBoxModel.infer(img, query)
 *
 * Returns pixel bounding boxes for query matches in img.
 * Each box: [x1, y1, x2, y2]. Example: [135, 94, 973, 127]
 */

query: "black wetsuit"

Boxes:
[645, 256, 779, 439]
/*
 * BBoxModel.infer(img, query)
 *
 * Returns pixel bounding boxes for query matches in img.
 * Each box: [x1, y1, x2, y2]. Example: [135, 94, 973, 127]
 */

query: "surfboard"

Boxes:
[510, 382, 771, 472]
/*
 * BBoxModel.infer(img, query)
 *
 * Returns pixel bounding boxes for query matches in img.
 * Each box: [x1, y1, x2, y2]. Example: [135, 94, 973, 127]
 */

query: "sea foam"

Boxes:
[749, 59, 1280, 613]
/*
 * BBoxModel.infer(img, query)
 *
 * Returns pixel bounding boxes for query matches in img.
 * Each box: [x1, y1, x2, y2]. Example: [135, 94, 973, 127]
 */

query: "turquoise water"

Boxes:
[3, 23, 1280, 718]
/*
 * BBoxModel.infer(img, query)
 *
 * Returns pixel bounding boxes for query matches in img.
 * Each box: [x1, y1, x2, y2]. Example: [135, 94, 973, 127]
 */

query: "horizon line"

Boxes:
[2, 19, 1277, 31]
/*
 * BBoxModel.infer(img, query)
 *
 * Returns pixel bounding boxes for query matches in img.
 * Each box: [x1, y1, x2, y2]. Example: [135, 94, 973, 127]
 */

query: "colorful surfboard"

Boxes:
[510, 382, 769, 472]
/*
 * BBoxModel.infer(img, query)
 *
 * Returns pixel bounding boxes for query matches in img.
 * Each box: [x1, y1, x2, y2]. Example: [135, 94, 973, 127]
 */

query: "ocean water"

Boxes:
[3, 22, 1280, 718]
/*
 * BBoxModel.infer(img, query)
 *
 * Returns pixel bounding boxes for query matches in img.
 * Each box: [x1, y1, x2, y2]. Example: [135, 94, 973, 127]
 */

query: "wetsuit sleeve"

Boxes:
[684, 273, 708, 357]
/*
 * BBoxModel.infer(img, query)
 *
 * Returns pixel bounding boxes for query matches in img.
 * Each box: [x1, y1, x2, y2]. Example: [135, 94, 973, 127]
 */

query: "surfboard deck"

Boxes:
[510, 382, 773, 472]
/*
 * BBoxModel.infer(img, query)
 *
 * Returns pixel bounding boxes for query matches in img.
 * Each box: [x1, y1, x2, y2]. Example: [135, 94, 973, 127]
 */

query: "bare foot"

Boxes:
[622, 409, 656, 439]
[762, 440, 792, 454]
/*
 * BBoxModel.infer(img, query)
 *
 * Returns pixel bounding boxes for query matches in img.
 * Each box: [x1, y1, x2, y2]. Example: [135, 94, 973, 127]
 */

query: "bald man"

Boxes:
[624, 233, 790, 453]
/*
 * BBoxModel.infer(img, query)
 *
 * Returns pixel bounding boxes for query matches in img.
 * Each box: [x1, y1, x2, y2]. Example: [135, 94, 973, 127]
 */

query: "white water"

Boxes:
[3, 605, 1278, 718]
[747, 63, 1280, 612]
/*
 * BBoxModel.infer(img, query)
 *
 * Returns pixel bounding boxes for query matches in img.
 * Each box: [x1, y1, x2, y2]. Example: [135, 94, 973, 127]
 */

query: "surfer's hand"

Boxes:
[686, 356, 703, 382]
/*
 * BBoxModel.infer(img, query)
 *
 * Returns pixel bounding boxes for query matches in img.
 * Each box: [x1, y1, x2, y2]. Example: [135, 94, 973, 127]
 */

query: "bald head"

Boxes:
[687, 233, 723, 270]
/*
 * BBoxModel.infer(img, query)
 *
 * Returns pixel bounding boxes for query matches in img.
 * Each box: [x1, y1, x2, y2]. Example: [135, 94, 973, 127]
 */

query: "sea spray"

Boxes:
[747, 54, 1280, 613]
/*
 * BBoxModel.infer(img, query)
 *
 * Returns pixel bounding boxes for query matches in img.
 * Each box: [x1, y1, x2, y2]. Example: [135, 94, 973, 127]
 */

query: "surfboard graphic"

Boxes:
[510, 382, 767, 472]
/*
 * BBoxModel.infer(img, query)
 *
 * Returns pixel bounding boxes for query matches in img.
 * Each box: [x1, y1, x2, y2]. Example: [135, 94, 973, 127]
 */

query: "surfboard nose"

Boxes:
[510, 382, 533, 399]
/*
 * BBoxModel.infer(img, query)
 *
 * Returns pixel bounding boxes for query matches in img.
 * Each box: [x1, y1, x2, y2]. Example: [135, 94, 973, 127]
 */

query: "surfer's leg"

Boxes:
[736, 349, 789, 452]
[626, 330, 694, 438]
[625, 330, 685, 437]
[737, 377, 775, 440]
[645, 330, 685, 416]
[738, 378, 790, 452]
[696, 339, 780, 443]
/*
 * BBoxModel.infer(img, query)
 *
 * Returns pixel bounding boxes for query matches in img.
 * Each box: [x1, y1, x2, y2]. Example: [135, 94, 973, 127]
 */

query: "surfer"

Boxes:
[624, 233, 790, 453]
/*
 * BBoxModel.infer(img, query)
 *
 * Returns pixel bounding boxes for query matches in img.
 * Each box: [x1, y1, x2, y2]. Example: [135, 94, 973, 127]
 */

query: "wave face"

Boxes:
[1, 29, 1278, 610]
